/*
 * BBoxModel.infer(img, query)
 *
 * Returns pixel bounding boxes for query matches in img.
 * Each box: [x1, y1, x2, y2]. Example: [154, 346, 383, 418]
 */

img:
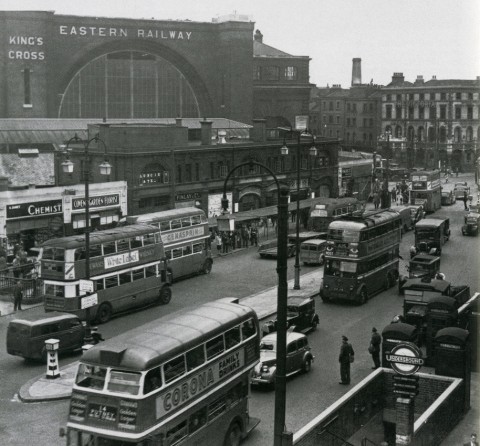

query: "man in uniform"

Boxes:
[369, 327, 382, 369]
[338, 335, 354, 385]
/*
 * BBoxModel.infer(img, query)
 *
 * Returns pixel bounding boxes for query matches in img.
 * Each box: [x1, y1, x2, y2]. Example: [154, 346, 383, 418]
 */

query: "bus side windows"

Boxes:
[131, 237, 143, 249]
[206, 335, 225, 360]
[160, 221, 170, 232]
[143, 367, 162, 394]
[132, 268, 145, 281]
[116, 238, 130, 252]
[183, 245, 192, 256]
[186, 345, 205, 371]
[225, 326, 241, 349]
[143, 234, 156, 246]
[241, 319, 256, 340]
[171, 219, 181, 230]
[145, 266, 157, 277]
[105, 276, 118, 288]
[74, 248, 86, 261]
[164, 355, 186, 384]
[103, 242, 116, 255]
[165, 250, 172, 259]
[181, 217, 191, 228]
[119, 271, 132, 284]
[172, 248, 182, 259]
[90, 244, 102, 258]
[95, 278, 104, 291]
[192, 243, 203, 253]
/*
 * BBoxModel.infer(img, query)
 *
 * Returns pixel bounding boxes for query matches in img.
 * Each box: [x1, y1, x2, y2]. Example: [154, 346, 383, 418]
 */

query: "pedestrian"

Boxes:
[463, 190, 469, 211]
[13, 280, 23, 311]
[338, 335, 354, 385]
[464, 433, 479, 446]
[215, 233, 222, 254]
[369, 327, 381, 369]
[455, 167, 459, 177]
[444, 172, 449, 183]
[250, 226, 258, 247]
[373, 192, 380, 210]
[435, 272, 446, 280]
[12, 254, 22, 278]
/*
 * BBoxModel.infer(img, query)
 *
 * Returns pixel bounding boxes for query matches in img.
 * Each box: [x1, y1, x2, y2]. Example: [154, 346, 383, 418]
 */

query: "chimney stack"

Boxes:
[351, 58, 362, 86]
[414, 75, 424, 85]
[200, 119, 213, 145]
[391, 72, 405, 84]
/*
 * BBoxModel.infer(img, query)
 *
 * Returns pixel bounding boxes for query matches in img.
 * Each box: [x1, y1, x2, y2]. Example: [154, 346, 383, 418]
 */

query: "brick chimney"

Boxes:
[391, 72, 405, 83]
[352, 58, 362, 86]
[200, 119, 213, 145]
[414, 75, 424, 85]
[251, 118, 266, 142]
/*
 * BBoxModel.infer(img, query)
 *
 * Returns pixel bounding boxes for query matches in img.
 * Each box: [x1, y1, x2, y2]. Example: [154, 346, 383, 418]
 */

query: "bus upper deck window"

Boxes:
[144, 367, 162, 394]
[116, 238, 130, 252]
[171, 219, 181, 230]
[74, 248, 86, 261]
[181, 217, 191, 227]
[164, 356, 186, 384]
[76, 364, 107, 390]
[131, 237, 143, 249]
[103, 242, 116, 255]
[191, 215, 201, 225]
[241, 319, 256, 339]
[160, 221, 170, 232]
[206, 335, 225, 360]
[143, 234, 155, 246]
[89, 245, 102, 258]
[107, 370, 141, 395]
[225, 326, 241, 349]
[53, 248, 65, 262]
[186, 345, 205, 371]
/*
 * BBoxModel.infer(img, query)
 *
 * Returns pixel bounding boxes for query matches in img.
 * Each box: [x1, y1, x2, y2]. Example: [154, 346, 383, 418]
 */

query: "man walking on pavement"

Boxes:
[463, 190, 469, 211]
[339, 335, 354, 385]
[13, 280, 23, 311]
[369, 327, 382, 369]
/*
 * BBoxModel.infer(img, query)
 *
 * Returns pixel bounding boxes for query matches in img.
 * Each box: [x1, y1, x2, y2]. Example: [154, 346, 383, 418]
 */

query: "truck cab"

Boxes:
[411, 218, 450, 257]
[398, 253, 441, 293]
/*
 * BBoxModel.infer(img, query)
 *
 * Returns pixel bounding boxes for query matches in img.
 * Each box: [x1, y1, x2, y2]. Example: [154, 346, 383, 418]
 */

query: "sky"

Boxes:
[2, 0, 479, 87]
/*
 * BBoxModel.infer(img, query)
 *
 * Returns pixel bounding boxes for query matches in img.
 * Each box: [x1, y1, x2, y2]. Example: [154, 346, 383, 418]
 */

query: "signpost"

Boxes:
[81, 293, 98, 310]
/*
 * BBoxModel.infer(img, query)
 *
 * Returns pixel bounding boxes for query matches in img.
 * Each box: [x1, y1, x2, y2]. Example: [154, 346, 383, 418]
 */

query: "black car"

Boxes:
[262, 296, 319, 335]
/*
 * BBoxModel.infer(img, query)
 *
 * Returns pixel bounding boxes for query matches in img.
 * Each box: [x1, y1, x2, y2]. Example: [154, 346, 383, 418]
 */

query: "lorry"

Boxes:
[410, 217, 450, 257]
[398, 253, 441, 293]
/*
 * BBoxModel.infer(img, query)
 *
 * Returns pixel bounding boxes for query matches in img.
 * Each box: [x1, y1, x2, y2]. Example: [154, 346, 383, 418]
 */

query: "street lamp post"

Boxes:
[61, 134, 111, 344]
[381, 131, 392, 208]
[280, 129, 316, 290]
[219, 160, 289, 446]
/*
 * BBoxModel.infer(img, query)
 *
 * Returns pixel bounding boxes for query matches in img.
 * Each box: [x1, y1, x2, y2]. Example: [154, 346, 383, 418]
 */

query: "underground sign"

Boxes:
[386, 342, 424, 376]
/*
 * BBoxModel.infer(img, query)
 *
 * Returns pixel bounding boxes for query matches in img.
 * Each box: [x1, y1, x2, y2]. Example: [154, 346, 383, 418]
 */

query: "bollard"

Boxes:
[45, 338, 60, 379]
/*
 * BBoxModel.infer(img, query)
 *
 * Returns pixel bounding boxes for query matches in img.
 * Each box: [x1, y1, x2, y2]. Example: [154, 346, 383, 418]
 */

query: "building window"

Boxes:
[440, 92, 446, 100]
[353, 103, 357, 112]
[23, 68, 31, 105]
[210, 162, 215, 179]
[419, 106, 425, 119]
[455, 106, 461, 120]
[329, 115, 334, 123]
[336, 130, 340, 138]
[467, 106, 473, 120]
[195, 163, 200, 181]
[468, 93, 473, 100]
[430, 105, 436, 120]
[347, 103, 351, 112]
[456, 92, 461, 100]
[440, 105, 447, 119]
[219, 164, 228, 177]
[336, 115, 340, 124]
[396, 94, 401, 102]
[408, 106, 414, 119]
[419, 93, 424, 100]
[396, 105, 402, 119]
[369, 118, 373, 127]
[363, 118, 367, 127]
[386, 94, 391, 101]
[363, 103, 367, 112]
[347, 118, 350, 126]
[352, 117, 356, 126]
[185, 164, 192, 182]
[386, 105, 392, 119]
[284, 66, 298, 80]
[262, 66, 280, 81]
[177, 165, 182, 183]
[253, 66, 261, 80]
[329, 102, 333, 111]
[369, 103, 374, 112]
[336, 101, 340, 110]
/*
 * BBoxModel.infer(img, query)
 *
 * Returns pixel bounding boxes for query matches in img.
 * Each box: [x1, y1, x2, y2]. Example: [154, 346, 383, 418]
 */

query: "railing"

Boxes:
[0, 262, 44, 305]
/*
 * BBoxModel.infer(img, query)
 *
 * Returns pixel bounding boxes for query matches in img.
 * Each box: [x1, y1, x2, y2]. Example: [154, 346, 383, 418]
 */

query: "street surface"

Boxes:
[0, 174, 478, 446]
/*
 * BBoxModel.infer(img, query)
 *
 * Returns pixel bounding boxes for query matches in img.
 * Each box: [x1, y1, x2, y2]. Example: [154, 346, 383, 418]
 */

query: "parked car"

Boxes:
[462, 211, 480, 236]
[262, 296, 319, 335]
[251, 332, 314, 388]
[441, 190, 456, 206]
[6, 312, 85, 362]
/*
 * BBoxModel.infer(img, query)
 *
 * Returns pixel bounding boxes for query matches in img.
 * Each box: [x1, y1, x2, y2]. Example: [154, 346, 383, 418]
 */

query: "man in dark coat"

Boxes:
[370, 327, 382, 369]
[339, 335, 354, 384]
[13, 281, 23, 311]
[463, 190, 469, 211]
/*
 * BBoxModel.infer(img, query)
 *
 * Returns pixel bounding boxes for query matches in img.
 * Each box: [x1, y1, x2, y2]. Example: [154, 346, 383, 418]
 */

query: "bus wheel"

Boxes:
[158, 286, 172, 305]
[96, 303, 112, 324]
[224, 422, 242, 446]
[201, 259, 213, 274]
[358, 289, 368, 305]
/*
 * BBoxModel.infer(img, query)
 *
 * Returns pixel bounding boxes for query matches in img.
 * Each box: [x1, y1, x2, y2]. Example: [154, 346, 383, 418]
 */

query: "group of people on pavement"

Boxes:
[212, 224, 259, 255]
[338, 327, 381, 385]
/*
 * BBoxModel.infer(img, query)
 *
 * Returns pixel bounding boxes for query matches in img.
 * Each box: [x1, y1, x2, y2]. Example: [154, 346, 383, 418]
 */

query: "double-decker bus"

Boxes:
[126, 207, 212, 281]
[410, 170, 442, 212]
[40, 224, 172, 323]
[308, 197, 364, 232]
[63, 298, 260, 446]
[320, 209, 402, 305]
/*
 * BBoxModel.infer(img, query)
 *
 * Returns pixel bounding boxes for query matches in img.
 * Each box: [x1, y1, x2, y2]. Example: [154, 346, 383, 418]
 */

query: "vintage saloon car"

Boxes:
[262, 296, 319, 335]
[251, 332, 314, 388]
[462, 211, 480, 236]
[454, 183, 470, 199]
[441, 190, 456, 205]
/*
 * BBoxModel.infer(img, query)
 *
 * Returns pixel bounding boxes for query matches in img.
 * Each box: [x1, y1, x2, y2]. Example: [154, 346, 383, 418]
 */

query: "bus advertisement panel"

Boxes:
[64, 299, 260, 446]
[410, 170, 442, 212]
[320, 209, 401, 305]
[126, 207, 213, 281]
[40, 224, 172, 323]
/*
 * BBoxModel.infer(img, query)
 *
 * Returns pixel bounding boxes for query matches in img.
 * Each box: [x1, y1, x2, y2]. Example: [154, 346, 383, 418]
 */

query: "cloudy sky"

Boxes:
[2, 0, 479, 87]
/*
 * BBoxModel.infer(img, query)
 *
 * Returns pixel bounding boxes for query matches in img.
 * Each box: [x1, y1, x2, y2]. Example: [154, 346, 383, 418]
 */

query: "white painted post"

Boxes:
[45, 338, 60, 379]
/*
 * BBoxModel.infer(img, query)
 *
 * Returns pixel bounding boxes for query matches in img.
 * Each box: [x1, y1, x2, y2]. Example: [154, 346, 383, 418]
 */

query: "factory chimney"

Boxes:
[352, 58, 362, 86]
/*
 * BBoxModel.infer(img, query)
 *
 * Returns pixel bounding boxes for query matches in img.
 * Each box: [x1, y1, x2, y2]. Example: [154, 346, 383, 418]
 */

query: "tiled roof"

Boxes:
[423, 79, 479, 87]
[253, 40, 294, 57]
[0, 153, 55, 186]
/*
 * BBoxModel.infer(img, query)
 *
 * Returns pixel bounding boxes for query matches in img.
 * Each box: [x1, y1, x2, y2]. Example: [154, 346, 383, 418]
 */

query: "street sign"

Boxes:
[79, 279, 94, 294]
[81, 293, 98, 309]
[393, 375, 419, 397]
[386, 342, 424, 375]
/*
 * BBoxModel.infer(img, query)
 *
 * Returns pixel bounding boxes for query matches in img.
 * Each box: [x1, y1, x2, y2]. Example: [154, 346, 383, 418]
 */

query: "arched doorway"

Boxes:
[59, 50, 201, 118]
[318, 184, 331, 198]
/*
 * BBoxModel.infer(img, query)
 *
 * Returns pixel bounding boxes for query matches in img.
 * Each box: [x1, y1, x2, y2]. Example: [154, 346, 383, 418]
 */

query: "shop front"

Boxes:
[0, 181, 127, 260]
